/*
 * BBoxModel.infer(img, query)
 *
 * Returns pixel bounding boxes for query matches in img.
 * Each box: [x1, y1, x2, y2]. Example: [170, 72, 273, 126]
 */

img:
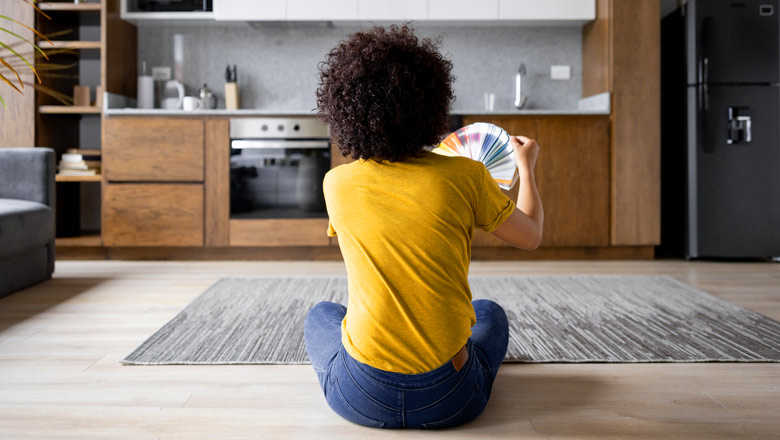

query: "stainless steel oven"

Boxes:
[229, 118, 330, 219]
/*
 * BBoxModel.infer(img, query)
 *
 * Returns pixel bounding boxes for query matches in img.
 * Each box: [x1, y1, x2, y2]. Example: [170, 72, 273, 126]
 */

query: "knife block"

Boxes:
[225, 83, 239, 110]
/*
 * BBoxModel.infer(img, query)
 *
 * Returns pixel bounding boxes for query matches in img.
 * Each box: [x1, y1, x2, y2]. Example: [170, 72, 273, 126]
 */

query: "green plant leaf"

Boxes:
[0, 24, 50, 60]
[1, 60, 77, 72]
[0, 41, 40, 83]
[22, 0, 52, 21]
[0, 93, 6, 109]
[0, 71, 23, 94]
[0, 54, 23, 89]
[0, 13, 53, 47]
[30, 83, 73, 105]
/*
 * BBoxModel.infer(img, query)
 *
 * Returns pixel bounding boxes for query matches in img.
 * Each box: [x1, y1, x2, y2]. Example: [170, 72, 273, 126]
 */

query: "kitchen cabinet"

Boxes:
[583, 0, 660, 246]
[97, 113, 640, 258]
[358, 0, 427, 21]
[499, 0, 595, 21]
[205, 119, 230, 247]
[209, 0, 592, 23]
[534, 117, 609, 246]
[287, 0, 358, 20]
[103, 184, 204, 247]
[428, 0, 498, 20]
[214, 0, 285, 21]
[230, 219, 330, 247]
[329, 114, 608, 248]
[464, 115, 609, 248]
[103, 117, 206, 247]
[330, 142, 353, 168]
[104, 118, 204, 182]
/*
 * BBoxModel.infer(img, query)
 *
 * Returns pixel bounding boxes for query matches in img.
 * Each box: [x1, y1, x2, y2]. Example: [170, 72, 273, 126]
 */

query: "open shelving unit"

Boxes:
[35, 0, 137, 248]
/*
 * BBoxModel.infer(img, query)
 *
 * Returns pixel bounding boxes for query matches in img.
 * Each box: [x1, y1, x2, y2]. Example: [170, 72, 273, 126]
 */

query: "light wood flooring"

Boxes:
[0, 260, 778, 439]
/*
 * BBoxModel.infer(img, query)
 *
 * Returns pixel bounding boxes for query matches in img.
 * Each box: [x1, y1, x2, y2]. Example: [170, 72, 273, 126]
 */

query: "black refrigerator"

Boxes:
[661, 0, 780, 259]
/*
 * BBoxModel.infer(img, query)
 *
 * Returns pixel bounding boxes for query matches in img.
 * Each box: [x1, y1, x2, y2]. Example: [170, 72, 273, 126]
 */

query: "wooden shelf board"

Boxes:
[39, 3, 102, 12]
[66, 148, 101, 156]
[56, 233, 102, 247]
[44, 40, 101, 49]
[39, 105, 101, 114]
[56, 174, 101, 182]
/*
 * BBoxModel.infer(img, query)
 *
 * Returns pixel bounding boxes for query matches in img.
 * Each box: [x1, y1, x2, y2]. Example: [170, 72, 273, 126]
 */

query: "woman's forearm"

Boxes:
[516, 167, 544, 239]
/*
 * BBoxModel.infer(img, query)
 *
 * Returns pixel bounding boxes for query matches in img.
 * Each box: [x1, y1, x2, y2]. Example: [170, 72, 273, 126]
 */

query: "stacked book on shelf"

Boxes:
[57, 149, 101, 177]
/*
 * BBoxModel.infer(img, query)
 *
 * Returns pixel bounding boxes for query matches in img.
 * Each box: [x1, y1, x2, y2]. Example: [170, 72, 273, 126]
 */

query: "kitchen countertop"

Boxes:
[103, 91, 610, 117]
[104, 108, 609, 116]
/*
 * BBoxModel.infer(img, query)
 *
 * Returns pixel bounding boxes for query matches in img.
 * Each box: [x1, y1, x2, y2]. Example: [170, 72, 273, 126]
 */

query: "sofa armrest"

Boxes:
[0, 148, 55, 208]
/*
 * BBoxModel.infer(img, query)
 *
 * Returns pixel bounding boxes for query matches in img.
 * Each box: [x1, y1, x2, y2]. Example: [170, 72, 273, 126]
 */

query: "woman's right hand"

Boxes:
[510, 135, 540, 175]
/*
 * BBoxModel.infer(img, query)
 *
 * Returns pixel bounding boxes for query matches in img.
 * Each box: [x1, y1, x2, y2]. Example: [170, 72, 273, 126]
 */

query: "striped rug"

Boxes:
[121, 276, 780, 365]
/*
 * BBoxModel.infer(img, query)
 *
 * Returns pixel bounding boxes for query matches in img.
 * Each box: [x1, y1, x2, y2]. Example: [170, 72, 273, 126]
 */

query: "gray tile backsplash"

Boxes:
[137, 23, 582, 112]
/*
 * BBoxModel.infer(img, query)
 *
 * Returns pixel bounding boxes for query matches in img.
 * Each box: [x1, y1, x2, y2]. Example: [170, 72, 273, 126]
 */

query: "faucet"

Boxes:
[514, 64, 528, 109]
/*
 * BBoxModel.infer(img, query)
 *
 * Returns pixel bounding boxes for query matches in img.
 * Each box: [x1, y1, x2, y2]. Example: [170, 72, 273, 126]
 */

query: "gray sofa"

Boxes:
[0, 148, 55, 298]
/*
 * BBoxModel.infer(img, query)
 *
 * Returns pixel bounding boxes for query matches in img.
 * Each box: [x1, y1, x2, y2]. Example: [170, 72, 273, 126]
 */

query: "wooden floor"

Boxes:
[0, 260, 778, 439]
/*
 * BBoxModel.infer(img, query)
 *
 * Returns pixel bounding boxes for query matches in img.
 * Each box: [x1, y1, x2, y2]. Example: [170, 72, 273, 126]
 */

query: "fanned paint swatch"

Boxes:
[433, 123, 517, 189]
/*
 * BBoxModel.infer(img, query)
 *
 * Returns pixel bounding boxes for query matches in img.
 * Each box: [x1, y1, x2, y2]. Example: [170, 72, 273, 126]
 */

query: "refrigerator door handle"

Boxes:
[701, 57, 709, 85]
[699, 85, 712, 153]
[741, 116, 752, 143]
[702, 83, 708, 110]
[727, 107, 752, 144]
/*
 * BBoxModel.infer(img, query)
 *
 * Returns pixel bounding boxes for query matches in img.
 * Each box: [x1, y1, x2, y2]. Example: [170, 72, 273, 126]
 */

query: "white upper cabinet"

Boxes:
[203, 0, 596, 24]
[429, 0, 499, 20]
[214, 0, 286, 21]
[287, 0, 359, 20]
[499, 0, 595, 22]
[358, 0, 428, 21]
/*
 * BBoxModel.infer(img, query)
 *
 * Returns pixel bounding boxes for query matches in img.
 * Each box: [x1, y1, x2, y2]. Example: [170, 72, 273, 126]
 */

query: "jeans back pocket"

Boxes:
[327, 375, 387, 429]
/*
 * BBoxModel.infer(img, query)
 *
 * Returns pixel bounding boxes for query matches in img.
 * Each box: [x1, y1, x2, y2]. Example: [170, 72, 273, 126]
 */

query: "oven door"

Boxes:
[229, 139, 330, 219]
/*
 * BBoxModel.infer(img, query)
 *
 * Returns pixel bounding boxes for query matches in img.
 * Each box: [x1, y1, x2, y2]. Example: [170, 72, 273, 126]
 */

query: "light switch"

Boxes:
[550, 65, 571, 80]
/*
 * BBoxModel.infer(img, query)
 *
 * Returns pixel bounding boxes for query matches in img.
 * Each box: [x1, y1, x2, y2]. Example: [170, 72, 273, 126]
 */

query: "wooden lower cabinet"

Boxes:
[104, 117, 205, 182]
[535, 117, 609, 246]
[98, 114, 613, 253]
[229, 219, 330, 246]
[464, 115, 610, 247]
[103, 184, 204, 247]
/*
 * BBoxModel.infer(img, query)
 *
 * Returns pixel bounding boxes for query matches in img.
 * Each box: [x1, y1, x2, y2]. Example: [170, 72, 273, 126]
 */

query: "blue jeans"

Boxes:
[304, 299, 509, 429]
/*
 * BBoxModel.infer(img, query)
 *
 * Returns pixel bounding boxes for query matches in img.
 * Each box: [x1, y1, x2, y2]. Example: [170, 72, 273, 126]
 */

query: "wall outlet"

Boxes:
[550, 65, 571, 80]
[151, 66, 171, 81]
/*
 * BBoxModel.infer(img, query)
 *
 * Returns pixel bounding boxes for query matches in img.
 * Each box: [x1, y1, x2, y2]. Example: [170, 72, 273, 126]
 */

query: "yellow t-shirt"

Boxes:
[324, 150, 515, 374]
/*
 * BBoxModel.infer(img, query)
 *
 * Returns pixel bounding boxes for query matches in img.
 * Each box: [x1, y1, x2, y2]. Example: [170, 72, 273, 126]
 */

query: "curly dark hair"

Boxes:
[316, 24, 454, 162]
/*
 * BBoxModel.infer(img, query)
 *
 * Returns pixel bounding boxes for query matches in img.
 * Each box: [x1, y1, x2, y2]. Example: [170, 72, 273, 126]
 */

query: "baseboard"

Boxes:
[471, 246, 655, 260]
[56, 245, 655, 261]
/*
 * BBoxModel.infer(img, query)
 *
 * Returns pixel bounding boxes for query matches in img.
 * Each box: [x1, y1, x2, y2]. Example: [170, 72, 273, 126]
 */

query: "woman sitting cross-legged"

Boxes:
[305, 24, 544, 429]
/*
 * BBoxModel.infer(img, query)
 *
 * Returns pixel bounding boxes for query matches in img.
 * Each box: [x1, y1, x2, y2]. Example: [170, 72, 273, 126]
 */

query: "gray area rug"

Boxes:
[121, 276, 780, 365]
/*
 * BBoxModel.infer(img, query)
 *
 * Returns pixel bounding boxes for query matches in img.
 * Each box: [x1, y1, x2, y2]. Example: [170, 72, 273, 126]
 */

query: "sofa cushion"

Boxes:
[0, 198, 53, 259]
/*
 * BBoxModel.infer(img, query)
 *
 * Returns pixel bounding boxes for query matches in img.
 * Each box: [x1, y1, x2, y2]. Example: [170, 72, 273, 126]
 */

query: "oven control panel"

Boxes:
[230, 118, 329, 139]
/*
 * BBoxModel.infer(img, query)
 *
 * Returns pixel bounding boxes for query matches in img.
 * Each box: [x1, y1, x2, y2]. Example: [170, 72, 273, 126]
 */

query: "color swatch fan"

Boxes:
[433, 123, 517, 189]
